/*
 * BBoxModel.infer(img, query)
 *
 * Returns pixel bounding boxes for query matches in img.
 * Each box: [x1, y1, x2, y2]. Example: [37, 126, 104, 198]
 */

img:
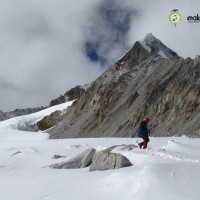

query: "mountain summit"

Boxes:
[48, 34, 200, 138]
[140, 33, 180, 58]
[118, 33, 179, 67]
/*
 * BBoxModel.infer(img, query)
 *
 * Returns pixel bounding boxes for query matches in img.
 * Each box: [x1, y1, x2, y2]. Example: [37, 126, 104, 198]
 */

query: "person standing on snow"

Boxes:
[138, 117, 150, 149]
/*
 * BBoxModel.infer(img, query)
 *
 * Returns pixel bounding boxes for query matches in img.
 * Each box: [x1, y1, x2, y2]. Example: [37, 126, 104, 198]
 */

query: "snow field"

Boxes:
[0, 102, 200, 200]
[0, 135, 200, 200]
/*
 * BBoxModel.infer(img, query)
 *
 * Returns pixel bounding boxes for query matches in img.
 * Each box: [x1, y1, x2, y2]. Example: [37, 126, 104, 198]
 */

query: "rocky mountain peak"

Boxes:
[46, 34, 200, 139]
[140, 33, 180, 58]
[143, 33, 157, 45]
[118, 40, 150, 66]
[118, 33, 179, 67]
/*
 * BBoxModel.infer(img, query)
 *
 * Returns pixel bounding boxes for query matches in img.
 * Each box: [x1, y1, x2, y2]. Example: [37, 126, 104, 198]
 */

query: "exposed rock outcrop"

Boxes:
[37, 111, 63, 131]
[50, 148, 96, 169]
[49, 146, 133, 171]
[90, 148, 133, 171]
[51, 155, 66, 159]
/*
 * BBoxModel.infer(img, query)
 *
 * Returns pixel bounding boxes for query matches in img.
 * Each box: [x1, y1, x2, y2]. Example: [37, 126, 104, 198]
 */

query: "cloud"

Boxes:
[83, 0, 137, 65]
[0, 0, 199, 111]
[0, 0, 103, 111]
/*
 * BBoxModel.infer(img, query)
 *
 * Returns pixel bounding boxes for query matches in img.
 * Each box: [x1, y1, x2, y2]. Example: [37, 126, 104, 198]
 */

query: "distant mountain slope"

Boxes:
[48, 34, 200, 138]
[0, 107, 46, 122]
[0, 85, 85, 122]
[0, 101, 74, 132]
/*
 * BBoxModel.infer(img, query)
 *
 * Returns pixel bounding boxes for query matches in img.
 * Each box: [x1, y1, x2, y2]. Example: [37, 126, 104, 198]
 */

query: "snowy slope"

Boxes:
[0, 122, 200, 200]
[0, 100, 74, 131]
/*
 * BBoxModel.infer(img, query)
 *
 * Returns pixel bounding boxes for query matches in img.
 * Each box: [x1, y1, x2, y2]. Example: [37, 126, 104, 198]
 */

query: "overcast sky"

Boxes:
[0, 0, 199, 111]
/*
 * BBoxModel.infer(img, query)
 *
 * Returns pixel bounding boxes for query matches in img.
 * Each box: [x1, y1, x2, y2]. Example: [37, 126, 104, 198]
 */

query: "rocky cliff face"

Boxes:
[48, 34, 200, 138]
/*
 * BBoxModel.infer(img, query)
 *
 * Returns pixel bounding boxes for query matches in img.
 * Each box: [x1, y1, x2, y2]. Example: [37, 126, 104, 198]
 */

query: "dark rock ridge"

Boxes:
[45, 34, 199, 138]
[49, 85, 85, 107]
